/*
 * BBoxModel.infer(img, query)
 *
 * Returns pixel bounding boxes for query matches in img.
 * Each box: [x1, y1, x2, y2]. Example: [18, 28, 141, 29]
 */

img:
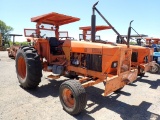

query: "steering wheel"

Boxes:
[41, 34, 46, 38]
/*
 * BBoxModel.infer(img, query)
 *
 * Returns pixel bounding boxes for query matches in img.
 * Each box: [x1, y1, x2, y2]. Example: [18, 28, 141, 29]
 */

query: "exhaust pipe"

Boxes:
[127, 20, 134, 48]
[91, 1, 99, 42]
[92, 1, 128, 45]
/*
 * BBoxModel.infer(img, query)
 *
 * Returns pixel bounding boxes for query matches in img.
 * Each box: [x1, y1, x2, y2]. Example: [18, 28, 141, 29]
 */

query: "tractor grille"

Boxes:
[86, 54, 102, 72]
[131, 52, 138, 62]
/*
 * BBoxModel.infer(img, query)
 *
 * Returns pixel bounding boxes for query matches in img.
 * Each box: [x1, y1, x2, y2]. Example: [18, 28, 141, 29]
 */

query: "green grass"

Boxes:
[129, 41, 137, 45]
[9, 41, 29, 46]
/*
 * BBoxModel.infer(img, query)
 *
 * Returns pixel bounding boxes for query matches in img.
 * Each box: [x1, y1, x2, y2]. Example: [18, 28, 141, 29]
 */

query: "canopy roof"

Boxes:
[8, 34, 22, 36]
[31, 12, 80, 26]
[121, 34, 148, 38]
[79, 25, 111, 31]
[145, 38, 160, 41]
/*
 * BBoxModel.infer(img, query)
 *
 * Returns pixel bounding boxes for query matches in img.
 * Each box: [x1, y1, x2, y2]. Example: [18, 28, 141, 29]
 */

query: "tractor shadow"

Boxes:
[83, 86, 160, 120]
[22, 78, 68, 98]
[137, 77, 160, 89]
[120, 75, 150, 87]
[21, 78, 96, 120]
[21, 76, 160, 120]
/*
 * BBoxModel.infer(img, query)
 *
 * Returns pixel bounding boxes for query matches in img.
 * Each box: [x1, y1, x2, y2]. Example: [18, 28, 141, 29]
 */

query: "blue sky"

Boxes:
[0, 0, 160, 42]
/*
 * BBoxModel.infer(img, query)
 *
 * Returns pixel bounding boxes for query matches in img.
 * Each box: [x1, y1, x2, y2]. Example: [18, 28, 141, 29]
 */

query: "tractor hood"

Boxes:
[63, 40, 121, 54]
[117, 44, 150, 49]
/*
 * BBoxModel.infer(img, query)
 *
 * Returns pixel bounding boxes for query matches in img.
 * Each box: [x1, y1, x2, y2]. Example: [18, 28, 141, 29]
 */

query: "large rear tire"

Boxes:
[59, 80, 87, 115]
[15, 46, 42, 88]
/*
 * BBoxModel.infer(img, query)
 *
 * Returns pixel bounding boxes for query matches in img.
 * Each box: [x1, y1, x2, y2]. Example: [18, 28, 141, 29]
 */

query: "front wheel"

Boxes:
[150, 63, 160, 74]
[59, 80, 87, 115]
[138, 67, 145, 76]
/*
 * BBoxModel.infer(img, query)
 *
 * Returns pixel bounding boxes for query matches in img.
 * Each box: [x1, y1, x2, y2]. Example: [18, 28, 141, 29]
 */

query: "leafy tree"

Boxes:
[0, 20, 13, 42]
[129, 41, 136, 45]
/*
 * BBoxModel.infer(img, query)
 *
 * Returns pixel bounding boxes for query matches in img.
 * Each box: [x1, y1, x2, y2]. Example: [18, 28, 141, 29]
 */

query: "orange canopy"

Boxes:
[79, 25, 111, 31]
[31, 12, 80, 26]
[145, 38, 160, 41]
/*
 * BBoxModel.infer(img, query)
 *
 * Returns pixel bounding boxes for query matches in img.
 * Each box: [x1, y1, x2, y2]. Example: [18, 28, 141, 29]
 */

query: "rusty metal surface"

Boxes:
[104, 69, 138, 96]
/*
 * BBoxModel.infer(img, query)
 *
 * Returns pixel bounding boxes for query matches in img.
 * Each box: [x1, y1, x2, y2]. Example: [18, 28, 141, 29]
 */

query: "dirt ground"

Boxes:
[0, 51, 160, 120]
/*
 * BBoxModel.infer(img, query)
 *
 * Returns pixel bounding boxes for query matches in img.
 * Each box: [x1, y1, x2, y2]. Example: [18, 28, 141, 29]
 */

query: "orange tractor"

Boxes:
[145, 37, 160, 46]
[122, 36, 160, 73]
[79, 24, 157, 75]
[15, 2, 138, 115]
[133, 37, 160, 73]
[7, 34, 22, 58]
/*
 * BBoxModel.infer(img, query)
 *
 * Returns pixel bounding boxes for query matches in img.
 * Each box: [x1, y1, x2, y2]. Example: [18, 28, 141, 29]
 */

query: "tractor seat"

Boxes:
[47, 37, 61, 47]
[47, 37, 63, 55]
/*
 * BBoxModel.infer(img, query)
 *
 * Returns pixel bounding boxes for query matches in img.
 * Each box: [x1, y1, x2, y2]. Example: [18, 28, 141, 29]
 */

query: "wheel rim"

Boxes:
[62, 88, 75, 108]
[151, 65, 158, 73]
[17, 56, 26, 79]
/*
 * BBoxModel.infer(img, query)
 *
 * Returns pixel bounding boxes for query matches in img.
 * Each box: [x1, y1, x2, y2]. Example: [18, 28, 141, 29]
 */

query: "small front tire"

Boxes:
[150, 63, 160, 74]
[59, 80, 87, 115]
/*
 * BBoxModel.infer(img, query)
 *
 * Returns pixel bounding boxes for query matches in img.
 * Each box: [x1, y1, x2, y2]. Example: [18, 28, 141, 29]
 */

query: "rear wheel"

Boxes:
[150, 63, 160, 74]
[15, 46, 42, 88]
[59, 80, 87, 115]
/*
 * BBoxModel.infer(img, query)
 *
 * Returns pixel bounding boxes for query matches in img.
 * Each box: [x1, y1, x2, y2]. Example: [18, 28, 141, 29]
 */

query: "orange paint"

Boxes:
[17, 56, 26, 79]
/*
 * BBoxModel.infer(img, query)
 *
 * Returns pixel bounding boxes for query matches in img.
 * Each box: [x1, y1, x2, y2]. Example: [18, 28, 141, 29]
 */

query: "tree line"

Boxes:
[0, 20, 13, 42]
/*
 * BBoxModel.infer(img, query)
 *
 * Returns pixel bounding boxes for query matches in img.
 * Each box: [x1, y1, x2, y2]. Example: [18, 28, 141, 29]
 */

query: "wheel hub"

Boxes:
[151, 65, 158, 73]
[62, 88, 75, 108]
[17, 56, 26, 79]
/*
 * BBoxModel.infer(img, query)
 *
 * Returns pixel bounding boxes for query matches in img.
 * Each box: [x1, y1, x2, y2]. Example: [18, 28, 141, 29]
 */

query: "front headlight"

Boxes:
[111, 61, 118, 68]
